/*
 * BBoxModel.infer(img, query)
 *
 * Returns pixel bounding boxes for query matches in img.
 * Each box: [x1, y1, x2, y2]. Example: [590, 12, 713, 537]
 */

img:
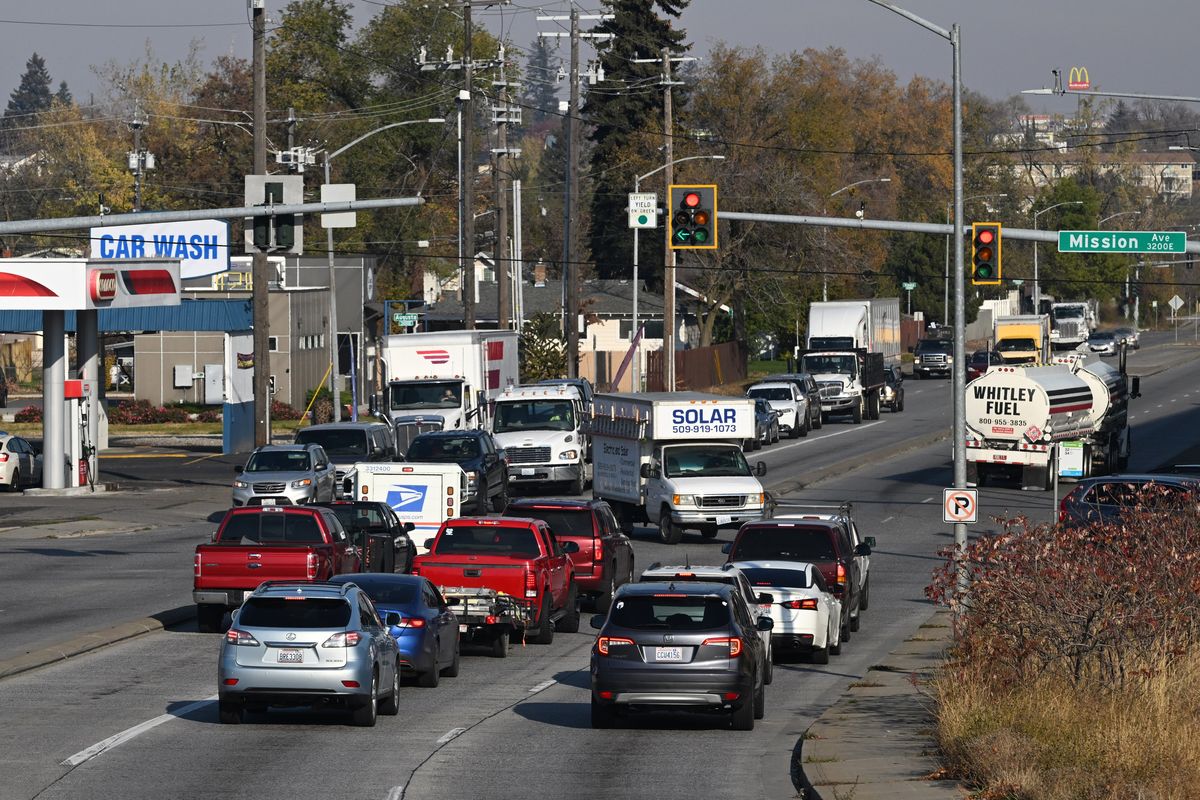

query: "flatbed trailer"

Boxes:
[438, 585, 534, 659]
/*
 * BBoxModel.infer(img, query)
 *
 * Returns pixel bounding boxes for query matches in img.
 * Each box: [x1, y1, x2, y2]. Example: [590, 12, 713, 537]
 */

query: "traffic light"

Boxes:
[245, 175, 304, 254]
[669, 184, 717, 249]
[971, 222, 1001, 285]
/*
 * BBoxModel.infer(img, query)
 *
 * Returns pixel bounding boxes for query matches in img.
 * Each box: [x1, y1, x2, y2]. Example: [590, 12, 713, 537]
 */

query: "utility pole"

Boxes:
[492, 55, 520, 330]
[130, 105, 146, 212]
[661, 47, 675, 392]
[286, 107, 296, 166]
[564, 7, 581, 375]
[462, 1, 477, 329]
[251, 0, 270, 447]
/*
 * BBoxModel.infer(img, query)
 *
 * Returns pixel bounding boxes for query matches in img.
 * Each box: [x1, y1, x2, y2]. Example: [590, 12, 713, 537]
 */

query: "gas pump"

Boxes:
[64, 379, 97, 489]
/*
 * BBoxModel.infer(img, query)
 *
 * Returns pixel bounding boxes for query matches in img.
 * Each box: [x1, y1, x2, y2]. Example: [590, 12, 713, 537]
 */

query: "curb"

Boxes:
[0, 604, 196, 681]
[770, 428, 950, 497]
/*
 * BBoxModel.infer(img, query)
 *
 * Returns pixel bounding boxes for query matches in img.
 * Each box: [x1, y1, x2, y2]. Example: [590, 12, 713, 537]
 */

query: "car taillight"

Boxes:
[701, 637, 743, 657]
[393, 617, 425, 628]
[194, 552, 201, 578]
[306, 552, 317, 580]
[524, 568, 537, 599]
[224, 629, 260, 647]
[322, 631, 362, 647]
[596, 636, 634, 655]
[0, 453, 7, 462]
[781, 598, 819, 610]
[1058, 491, 1072, 523]
[835, 563, 846, 586]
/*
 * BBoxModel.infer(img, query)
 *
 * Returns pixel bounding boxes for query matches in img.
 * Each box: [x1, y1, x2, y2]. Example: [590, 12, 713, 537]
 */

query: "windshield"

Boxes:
[512, 507, 594, 537]
[245, 450, 311, 472]
[1089, 332, 1114, 341]
[748, 387, 793, 401]
[391, 381, 462, 410]
[493, 400, 575, 433]
[238, 597, 351, 629]
[295, 429, 367, 456]
[733, 526, 838, 562]
[663, 445, 751, 478]
[609, 595, 730, 631]
[915, 340, 952, 354]
[434, 524, 542, 557]
[738, 566, 810, 589]
[406, 435, 481, 462]
[996, 338, 1036, 352]
[1053, 307, 1085, 320]
[801, 354, 858, 377]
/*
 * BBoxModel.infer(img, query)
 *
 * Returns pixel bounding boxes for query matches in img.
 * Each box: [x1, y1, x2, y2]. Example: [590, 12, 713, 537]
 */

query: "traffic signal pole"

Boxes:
[662, 48, 675, 392]
[251, 1, 270, 447]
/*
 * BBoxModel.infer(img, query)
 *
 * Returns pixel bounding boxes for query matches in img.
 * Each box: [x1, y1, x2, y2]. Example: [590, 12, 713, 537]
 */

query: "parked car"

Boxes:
[218, 580, 400, 726]
[589, 581, 772, 730]
[405, 430, 509, 513]
[749, 397, 780, 450]
[1114, 327, 1140, 349]
[913, 338, 954, 379]
[328, 573, 460, 687]
[731, 560, 841, 664]
[0, 432, 42, 491]
[315, 500, 417, 573]
[881, 365, 904, 413]
[294, 420, 397, 493]
[232, 444, 337, 507]
[1087, 330, 1118, 356]
[1058, 474, 1199, 527]
[503, 497, 635, 612]
[413, 516, 581, 644]
[967, 349, 1001, 382]
[746, 381, 809, 438]
[771, 372, 824, 430]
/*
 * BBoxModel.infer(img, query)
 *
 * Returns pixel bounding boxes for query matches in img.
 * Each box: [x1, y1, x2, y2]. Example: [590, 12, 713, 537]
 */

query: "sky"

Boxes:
[1, 1, 1196, 114]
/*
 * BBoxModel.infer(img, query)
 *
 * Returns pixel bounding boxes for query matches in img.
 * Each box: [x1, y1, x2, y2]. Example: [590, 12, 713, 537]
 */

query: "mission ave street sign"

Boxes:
[1058, 230, 1186, 254]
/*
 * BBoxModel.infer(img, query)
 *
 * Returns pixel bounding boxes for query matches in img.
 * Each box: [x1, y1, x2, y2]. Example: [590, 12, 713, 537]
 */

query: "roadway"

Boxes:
[0, 339, 1196, 799]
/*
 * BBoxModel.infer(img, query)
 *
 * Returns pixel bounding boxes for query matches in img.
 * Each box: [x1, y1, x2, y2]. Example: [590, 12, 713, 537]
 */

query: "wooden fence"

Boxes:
[644, 341, 747, 392]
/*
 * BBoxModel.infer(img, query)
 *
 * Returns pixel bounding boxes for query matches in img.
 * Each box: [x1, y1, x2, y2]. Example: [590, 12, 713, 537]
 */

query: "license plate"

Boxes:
[276, 649, 303, 663]
[716, 515, 733, 525]
[654, 647, 683, 662]
[260, 498, 276, 506]
[459, 624, 468, 633]
[520, 468, 535, 476]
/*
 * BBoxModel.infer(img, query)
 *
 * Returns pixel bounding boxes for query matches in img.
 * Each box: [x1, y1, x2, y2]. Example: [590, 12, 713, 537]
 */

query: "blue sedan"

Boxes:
[329, 574, 461, 688]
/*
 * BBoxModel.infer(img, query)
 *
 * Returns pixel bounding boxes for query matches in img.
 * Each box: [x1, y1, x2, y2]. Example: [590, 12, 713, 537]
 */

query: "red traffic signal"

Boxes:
[668, 185, 718, 250]
[971, 222, 1001, 285]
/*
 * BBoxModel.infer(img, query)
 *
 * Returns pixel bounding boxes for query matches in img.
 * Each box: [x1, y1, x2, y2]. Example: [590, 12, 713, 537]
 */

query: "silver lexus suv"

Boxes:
[218, 581, 401, 726]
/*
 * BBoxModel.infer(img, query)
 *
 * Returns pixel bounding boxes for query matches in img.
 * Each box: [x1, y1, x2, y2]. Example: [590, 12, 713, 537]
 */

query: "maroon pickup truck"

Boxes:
[193, 506, 362, 632]
[412, 516, 580, 644]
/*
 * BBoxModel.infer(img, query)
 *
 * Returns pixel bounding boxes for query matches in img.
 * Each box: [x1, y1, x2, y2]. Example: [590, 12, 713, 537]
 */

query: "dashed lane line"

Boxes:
[528, 679, 556, 694]
[921, 497, 934, 504]
[760, 421, 885, 457]
[61, 695, 217, 766]
[436, 727, 467, 746]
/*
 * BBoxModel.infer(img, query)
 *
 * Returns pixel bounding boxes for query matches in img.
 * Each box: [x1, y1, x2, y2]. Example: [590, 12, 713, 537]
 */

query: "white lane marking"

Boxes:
[1157, 404, 1163, 408]
[384, 786, 405, 800]
[762, 421, 885, 456]
[921, 497, 934, 504]
[881, 516, 895, 524]
[62, 695, 217, 766]
[1172, 399, 1178, 403]
[528, 679, 556, 694]
[436, 727, 467, 745]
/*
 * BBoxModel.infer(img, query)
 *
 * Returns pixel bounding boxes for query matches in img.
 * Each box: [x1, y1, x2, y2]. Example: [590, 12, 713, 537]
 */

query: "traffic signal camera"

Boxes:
[971, 222, 1001, 285]
[669, 185, 718, 249]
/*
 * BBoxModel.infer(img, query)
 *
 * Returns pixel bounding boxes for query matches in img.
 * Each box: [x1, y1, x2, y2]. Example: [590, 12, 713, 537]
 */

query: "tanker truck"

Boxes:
[965, 357, 1140, 490]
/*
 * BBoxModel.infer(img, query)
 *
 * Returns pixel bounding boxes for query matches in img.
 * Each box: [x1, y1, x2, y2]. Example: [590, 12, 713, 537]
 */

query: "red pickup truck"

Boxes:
[412, 516, 580, 644]
[193, 506, 362, 632]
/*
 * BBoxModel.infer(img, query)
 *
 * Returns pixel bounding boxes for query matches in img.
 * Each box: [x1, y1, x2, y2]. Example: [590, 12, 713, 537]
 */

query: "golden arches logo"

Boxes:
[1068, 67, 1090, 90]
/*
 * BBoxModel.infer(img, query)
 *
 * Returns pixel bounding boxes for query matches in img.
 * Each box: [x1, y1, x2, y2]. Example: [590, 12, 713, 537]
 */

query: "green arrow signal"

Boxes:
[674, 229, 692, 243]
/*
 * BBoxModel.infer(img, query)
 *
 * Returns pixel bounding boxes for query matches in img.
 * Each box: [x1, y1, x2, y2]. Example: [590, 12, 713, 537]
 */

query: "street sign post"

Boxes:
[1169, 294, 1184, 313]
[942, 488, 978, 524]
[1058, 230, 1186, 254]
[628, 192, 657, 229]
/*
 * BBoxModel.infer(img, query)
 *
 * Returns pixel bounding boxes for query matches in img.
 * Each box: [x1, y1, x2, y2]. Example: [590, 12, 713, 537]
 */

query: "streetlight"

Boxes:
[945, 193, 1007, 324]
[824, 177, 892, 301]
[1032, 200, 1083, 313]
[1099, 210, 1141, 226]
[323, 117, 444, 421]
[631, 154, 725, 391]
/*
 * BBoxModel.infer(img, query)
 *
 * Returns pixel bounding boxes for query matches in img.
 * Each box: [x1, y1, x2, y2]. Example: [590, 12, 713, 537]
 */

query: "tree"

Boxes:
[54, 81, 72, 107]
[267, 0, 367, 114]
[520, 312, 567, 381]
[5, 53, 54, 119]
[520, 36, 561, 129]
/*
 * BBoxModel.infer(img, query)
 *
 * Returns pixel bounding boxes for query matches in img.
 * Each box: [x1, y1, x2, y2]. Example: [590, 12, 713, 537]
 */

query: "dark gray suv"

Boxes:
[589, 582, 772, 731]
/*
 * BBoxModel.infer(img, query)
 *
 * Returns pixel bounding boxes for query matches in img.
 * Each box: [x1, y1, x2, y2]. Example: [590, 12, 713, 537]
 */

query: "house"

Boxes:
[1009, 151, 1195, 200]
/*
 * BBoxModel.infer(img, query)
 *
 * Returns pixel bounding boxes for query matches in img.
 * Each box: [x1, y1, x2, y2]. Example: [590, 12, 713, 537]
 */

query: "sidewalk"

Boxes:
[798, 609, 964, 799]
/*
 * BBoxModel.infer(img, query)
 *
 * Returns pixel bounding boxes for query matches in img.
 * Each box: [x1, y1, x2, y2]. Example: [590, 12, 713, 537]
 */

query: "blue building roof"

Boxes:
[0, 299, 253, 333]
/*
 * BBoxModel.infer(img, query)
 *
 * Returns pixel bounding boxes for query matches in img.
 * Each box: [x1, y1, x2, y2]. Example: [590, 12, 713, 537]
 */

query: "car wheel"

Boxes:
[829, 625, 842, 656]
[351, 670, 379, 726]
[534, 596, 555, 645]
[850, 612, 860, 633]
[492, 485, 509, 513]
[810, 645, 830, 664]
[731, 687, 755, 731]
[380, 661, 401, 715]
[789, 419, 801, 439]
[658, 512, 684, 545]
[417, 645, 441, 688]
[6, 469, 18, 491]
[491, 630, 510, 658]
[699, 525, 719, 539]
[771, 426, 780, 444]
[859, 578, 870, 611]
[196, 604, 225, 634]
[814, 408, 823, 429]
[441, 638, 461, 677]
[763, 649, 773, 685]
[591, 697, 617, 729]
[558, 583, 581, 634]
[841, 618, 852, 643]
[753, 676, 765, 720]
[218, 698, 244, 725]
[799, 414, 809, 437]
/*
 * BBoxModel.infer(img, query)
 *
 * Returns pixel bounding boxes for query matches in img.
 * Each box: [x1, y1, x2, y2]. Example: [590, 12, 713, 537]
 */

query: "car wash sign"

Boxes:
[91, 219, 229, 279]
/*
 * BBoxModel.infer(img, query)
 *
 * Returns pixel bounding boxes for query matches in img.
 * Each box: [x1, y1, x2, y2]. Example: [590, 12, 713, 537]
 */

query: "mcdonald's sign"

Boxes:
[1068, 67, 1090, 91]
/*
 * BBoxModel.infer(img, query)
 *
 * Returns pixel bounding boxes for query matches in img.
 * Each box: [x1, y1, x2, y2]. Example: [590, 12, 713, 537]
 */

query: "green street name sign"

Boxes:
[1058, 230, 1186, 254]
[392, 312, 419, 327]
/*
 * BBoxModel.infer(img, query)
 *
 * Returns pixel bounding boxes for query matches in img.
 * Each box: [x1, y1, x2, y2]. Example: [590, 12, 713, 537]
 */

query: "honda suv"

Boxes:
[218, 580, 401, 727]
[589, 582, 772, 731]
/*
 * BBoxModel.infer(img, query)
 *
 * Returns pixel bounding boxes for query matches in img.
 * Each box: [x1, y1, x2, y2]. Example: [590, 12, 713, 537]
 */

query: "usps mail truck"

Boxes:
[352, 462, 468, 554]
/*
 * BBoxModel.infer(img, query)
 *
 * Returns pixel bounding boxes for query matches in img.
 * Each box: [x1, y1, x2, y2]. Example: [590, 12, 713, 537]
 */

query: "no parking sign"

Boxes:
[943, 488, 978, 524]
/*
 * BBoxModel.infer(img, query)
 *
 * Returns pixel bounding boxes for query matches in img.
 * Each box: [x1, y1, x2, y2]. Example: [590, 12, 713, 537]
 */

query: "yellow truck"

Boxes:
[993, 315, 1051, 365]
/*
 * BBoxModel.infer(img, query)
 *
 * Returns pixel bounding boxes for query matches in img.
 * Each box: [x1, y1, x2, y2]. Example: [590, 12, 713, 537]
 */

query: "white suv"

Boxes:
[746, 381, 809, 439]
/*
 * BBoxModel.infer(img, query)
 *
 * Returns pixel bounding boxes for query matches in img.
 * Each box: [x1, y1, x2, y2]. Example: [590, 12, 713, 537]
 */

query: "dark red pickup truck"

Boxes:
[412, 516, 580, 644]
[193, 506, 362, 632]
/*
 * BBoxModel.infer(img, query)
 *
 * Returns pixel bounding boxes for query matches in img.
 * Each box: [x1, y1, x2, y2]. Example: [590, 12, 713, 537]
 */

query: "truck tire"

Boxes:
[659, 512, 684, 545]
[559, 584, 581, 634]
[1118, 430, 1131, 471]
[534, 597, 555, 645]
[867, 392, 880, 420]
[700, 524, 719, 539]
[197, 604, 225, 634]
[569, 470, 585, 496]
[492, 485, 509, 513]
[491, 630, 509, 658]
[851, 400, 863, 424]
[591, 698, 617, 729]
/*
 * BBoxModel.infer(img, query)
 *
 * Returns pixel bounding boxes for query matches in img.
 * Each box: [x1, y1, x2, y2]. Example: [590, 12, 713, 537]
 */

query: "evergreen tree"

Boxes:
[583, 0, 690, 279]
[520, 36, 561, 127]
[5, 53, 54, 119]
[54, 80, 71, 106]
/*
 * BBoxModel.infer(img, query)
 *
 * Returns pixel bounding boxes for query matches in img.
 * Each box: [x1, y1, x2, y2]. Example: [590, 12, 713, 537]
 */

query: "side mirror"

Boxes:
[404, 522, 416, 532]
[424, 538, 436, 550]
[755, 461, 767, 477]
[1130, 376, 1141, 400]
[589, 613, 606, 630]
[720, 543, 732, 555]
[756, 592, 774, 605]
[640, 462, 651, 479]
[855, 543, 872, 556]
[756, 617, 774, 632]
[211, 531, 218, 543]
[864, 536, 876, 549]
[234, 465, 244, 474]
[561, 541, 580, 554]
[384, 612, 402, 626]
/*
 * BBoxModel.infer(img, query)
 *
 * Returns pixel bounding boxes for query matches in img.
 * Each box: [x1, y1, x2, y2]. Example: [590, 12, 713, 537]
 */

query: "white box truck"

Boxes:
[352, 461, 468, 555]
[587, 392, 769, 545]
[380, 329, 519, 433]
[802, 298, 900, 423]
[490, 383, 591, 494]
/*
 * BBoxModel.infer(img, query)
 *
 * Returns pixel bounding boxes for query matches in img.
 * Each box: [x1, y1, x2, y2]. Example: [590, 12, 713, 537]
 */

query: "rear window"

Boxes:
[748, 387, 792, 401]
[609, 595, 730, 631]
[512, 508, 594, 537]
[738, 567, 810, 588]
[342, 580, 419, 606]
[238, 597, 352, 628]
[407, 435, 481, 461]
[733, 526, 838, 562]
[217, 512, 325, 544]
[435, 525, 541, 557]
[328, 505, 388, 532]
